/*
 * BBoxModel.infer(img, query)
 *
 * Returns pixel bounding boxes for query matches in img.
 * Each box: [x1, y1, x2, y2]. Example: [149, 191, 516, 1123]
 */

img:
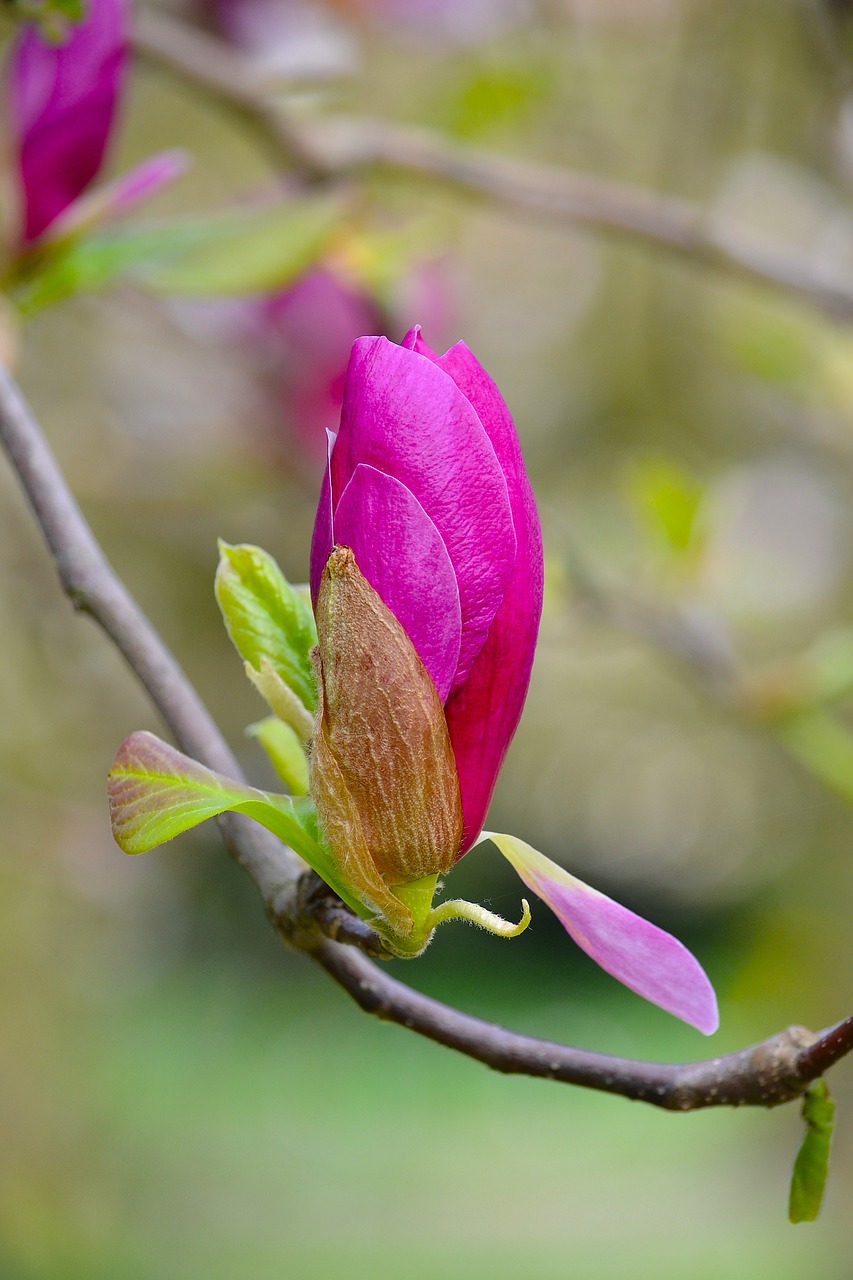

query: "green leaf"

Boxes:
[627, 455, 704, 556]
[248, 716, 310, 796]
[13, 223, 214, 314]
[216, 541, 318, 716]
[51, 0, 83, 18]
[795, 628, 853, 708]
[718, 294, 817, 388]
[244, 658, 314, 742]
[447, 58, 553, 141]
[108, 730, 369, 921]
[13, 195, 345, 314]
[141, 196, 344, 295]
[775, 709, 853, 807]
[789, 1079, 835, 1223]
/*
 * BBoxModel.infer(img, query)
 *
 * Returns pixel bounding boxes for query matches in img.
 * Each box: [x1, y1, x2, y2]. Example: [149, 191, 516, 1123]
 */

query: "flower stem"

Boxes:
[428, 897, 531, 938]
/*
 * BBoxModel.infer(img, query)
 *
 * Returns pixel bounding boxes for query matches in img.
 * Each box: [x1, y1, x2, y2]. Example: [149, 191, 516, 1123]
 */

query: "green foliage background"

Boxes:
[2, 0, 853, 1275]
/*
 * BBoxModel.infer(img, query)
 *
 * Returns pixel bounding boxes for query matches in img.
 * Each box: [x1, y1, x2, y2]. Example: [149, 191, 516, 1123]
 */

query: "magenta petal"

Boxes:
[425, 343, 543, 851]
[9, 0, 129, 243]
[489, 834, 719, 1034]
[45, 148, 189, 242]
[332, 337, 516, 688]
[309, 429, 336, 603]
[96, 148, 188, 216]
[334, 464, 462, 700]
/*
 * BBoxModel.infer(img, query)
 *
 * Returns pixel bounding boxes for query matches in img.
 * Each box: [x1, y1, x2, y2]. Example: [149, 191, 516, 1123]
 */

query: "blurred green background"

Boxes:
[2, 0, 853, 1275]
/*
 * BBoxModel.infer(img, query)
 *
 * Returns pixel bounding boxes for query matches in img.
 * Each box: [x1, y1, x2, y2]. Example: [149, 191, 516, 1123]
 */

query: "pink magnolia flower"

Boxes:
[108, 326, 718, 1034]
[311, 326, 541, 852]
[310, 328, 718, 1033]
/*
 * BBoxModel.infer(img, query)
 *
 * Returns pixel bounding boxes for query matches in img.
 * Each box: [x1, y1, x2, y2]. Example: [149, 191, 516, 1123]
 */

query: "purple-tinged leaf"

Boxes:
[486, 832, 719, 1034]
[108, 730, 307, 853]
[107, 731, 372, 915]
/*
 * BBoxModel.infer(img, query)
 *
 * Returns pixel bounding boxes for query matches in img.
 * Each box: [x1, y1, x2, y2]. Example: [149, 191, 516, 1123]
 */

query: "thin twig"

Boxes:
[134, 8, 336, 182]
[0, 362, 299, 906]
[2, 361, 852, 1109]
[135, 8, 853, 322]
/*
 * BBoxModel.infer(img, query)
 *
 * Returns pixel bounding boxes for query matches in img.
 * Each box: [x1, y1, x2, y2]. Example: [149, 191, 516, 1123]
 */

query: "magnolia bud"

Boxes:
[310, 546, 463, 923]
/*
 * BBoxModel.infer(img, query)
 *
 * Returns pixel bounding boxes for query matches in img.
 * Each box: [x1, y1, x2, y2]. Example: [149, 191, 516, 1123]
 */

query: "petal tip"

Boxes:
[689, 988, 720, 1037]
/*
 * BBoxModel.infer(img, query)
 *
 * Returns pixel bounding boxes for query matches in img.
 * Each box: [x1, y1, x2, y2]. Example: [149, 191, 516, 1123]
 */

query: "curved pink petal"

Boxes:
[490, 833, 719, 1035]
[46, 149, 189, 241]
[96, 148, 188, 217]
[333, 464, 462, 700]
[417, 340, 543, 851]
[9, 0, 129, 244]
[331, 337, 516, 690]
[309, 429, 336, 600]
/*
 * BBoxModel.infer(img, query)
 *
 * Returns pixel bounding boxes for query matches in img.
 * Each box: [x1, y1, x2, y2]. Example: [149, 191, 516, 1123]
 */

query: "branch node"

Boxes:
[666, 1025, 818, 1111]
[276, 870, 394, 959]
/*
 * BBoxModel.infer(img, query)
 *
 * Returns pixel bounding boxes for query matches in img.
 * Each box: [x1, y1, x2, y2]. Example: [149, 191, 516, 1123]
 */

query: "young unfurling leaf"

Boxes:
[215, 541, 317, 717]
[789, 1079, 835, 1223]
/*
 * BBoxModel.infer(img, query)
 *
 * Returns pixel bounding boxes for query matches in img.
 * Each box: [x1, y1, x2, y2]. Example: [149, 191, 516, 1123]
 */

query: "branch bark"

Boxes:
[0, 362, 299, 908]
[305, 934, 821, 1111]
[135, 7, 853, 322]
[2, 361, 851, 1110]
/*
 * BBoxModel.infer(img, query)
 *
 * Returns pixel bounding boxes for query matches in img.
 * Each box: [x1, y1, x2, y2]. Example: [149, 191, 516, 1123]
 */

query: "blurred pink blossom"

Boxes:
[7, 0, 185, 248]
[252, 268, 384, 458]
[8, 0, 129, 243]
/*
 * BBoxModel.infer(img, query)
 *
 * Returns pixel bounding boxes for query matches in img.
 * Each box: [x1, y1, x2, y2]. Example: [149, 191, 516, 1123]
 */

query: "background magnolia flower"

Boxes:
[239, 267, 386, 465]
[6, 0, 184, 247]
[8, 0, 129, 244]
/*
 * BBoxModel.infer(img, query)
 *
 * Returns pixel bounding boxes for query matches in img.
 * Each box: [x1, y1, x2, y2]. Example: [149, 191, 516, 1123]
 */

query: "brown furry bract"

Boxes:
[310, 547, 463, 930]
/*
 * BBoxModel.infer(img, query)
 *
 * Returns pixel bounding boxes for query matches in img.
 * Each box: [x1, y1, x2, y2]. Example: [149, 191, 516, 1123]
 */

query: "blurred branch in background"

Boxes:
[3, 355, 853, 1114]
[562, 508, 853, 815]
[135, 6, 853, 323]
[133, 6, 335, 181]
